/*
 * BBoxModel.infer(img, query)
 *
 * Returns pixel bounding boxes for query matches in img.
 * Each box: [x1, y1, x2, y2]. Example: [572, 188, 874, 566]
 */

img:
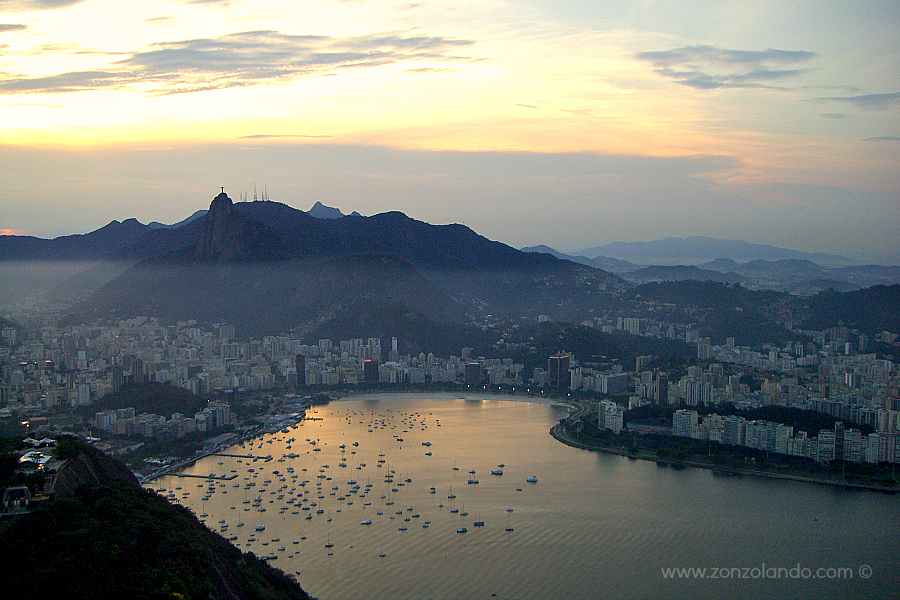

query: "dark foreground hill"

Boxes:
[0, 441, 313, 600]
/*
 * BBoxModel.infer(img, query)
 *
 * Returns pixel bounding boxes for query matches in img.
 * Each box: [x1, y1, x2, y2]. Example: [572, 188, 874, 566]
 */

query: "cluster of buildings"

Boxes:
[2, 303, 898, 454]
[90, 403, 232, 439]
[0, 315, 528, 420]
[672, 408, 900, 464]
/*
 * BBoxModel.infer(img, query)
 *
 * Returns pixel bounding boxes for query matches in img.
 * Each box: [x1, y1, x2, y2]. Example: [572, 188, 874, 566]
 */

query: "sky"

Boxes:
[0, 0, 898, 263]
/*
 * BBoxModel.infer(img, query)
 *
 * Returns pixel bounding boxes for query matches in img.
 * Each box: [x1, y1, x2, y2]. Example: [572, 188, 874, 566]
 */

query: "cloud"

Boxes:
[142, 15, 177, 26]
[0, 29, 474, 95]
[172, 0, 234, 5]
[1, 101, 63, 106]
[635, 45, 816, 90]
[240, 134, 332, 139]
[817, 91, 900, 110]
[0, 0, 85, 11]
[864, 136, 900, 142]
[0, 23, 27, 31]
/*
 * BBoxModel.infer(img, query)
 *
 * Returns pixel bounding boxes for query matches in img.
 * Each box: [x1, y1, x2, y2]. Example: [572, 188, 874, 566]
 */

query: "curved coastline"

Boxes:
[549, 416, 899, 495]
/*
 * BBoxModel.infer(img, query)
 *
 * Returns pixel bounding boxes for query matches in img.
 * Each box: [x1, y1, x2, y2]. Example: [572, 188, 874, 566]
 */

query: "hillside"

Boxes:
[0, 441, 313, 599]
[77, 382, 207, 419]
[800, 284, 900, 336]
[75, 192, 621, 337]
[80, 253, 468, 338]
[632, 280, 800, 346]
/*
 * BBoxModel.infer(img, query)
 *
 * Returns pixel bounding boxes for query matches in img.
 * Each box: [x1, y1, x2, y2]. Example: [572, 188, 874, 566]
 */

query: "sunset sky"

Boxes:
[1, 0, 898, 263]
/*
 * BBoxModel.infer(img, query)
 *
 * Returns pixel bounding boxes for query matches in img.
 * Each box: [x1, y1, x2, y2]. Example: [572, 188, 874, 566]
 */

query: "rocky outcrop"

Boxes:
[195, 191, 282, 262]
[53, 442, 139, 501]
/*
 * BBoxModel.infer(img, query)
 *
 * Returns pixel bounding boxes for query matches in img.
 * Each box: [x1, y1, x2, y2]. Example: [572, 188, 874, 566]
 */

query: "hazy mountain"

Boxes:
[699, 258, 900, 295]
[73, 191, 621, 337]
[147, 209, 207, 229]
[307, 200, 360, 219]
[522, 245, 638, 273]
[621, 265, 747, 285]
[0, 218, 150, 261]
[577, 236, 856, 267]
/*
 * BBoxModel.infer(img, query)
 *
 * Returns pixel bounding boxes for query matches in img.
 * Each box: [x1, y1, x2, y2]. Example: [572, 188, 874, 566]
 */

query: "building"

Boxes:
[363, 359, 379, 383]
[464, 362, 484, 386]
[547, 354, 571, 388]
[600, 400, 625, 434]
[672, 409, 699, 438]
[295, 354, 306, 386]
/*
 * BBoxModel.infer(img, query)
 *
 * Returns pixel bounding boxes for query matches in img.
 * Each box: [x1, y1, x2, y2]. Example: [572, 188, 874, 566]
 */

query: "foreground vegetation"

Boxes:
[0, 441, 313, 600]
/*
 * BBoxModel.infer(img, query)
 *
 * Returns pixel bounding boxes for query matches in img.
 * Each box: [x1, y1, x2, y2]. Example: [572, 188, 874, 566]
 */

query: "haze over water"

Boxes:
[152, 394, 900, 599]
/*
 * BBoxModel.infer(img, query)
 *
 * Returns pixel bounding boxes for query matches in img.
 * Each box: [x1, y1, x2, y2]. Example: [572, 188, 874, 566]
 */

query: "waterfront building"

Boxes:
[672, 409, 698, 438]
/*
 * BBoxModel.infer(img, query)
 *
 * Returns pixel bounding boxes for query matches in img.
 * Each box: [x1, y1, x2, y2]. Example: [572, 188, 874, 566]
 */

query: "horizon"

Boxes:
[1, 1, 898, 264]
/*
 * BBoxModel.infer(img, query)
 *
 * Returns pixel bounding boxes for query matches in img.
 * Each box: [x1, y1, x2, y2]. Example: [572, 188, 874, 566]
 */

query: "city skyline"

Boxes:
[1, 0, 898, 263]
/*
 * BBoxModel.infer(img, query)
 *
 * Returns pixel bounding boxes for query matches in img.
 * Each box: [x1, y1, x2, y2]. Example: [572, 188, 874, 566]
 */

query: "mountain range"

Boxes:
[2, 193, 897, 344]
[575, 236, 857, 267]
[522, 244, 899, 295]
[0, 193, 620, 341]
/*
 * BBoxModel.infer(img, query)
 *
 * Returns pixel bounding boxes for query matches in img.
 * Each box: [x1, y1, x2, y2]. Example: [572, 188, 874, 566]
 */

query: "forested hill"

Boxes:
[0, 441, 314, 600]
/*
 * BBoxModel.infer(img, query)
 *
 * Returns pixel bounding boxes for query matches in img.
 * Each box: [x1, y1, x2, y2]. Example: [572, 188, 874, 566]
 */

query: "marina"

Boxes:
[147, 393, 900, 600]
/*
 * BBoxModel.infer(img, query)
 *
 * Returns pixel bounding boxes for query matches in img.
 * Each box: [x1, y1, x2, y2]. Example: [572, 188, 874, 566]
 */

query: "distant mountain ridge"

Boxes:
[521, 245, 638, 273]
[576, 236, 856, 268]
[4, 194, 896, 339]
[525, 243, 898, 293]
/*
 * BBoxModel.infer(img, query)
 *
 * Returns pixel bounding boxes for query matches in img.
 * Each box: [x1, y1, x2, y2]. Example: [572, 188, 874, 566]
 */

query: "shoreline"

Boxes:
[146, 391, 896, 495]
[143, 392, 567, 483]
[549, 422, 899, 495]
[330, 389, 571, 407]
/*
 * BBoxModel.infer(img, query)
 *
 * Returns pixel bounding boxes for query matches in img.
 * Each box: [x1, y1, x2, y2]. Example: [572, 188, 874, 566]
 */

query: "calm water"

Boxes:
[151, 394, 900, 599]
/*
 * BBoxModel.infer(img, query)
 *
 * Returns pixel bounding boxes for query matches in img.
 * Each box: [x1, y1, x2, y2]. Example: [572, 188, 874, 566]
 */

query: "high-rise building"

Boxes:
[364, 359, 379, 383]
[547, 353, 571, 388]
[464, 362, 484, 385]
[295, 354, 306, 386]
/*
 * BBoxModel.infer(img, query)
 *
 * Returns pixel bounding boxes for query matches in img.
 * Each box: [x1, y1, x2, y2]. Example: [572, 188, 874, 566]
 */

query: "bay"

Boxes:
[150, 393, 900, 599]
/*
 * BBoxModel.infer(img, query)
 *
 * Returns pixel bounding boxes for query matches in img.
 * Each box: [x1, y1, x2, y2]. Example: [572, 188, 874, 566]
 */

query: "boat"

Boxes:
[457, 527, 467, 533]
[360, 519, 372, 525]
[526, 476, 538, 483]
[255, 525, 265, 531]
[491, 469, 503, 476]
